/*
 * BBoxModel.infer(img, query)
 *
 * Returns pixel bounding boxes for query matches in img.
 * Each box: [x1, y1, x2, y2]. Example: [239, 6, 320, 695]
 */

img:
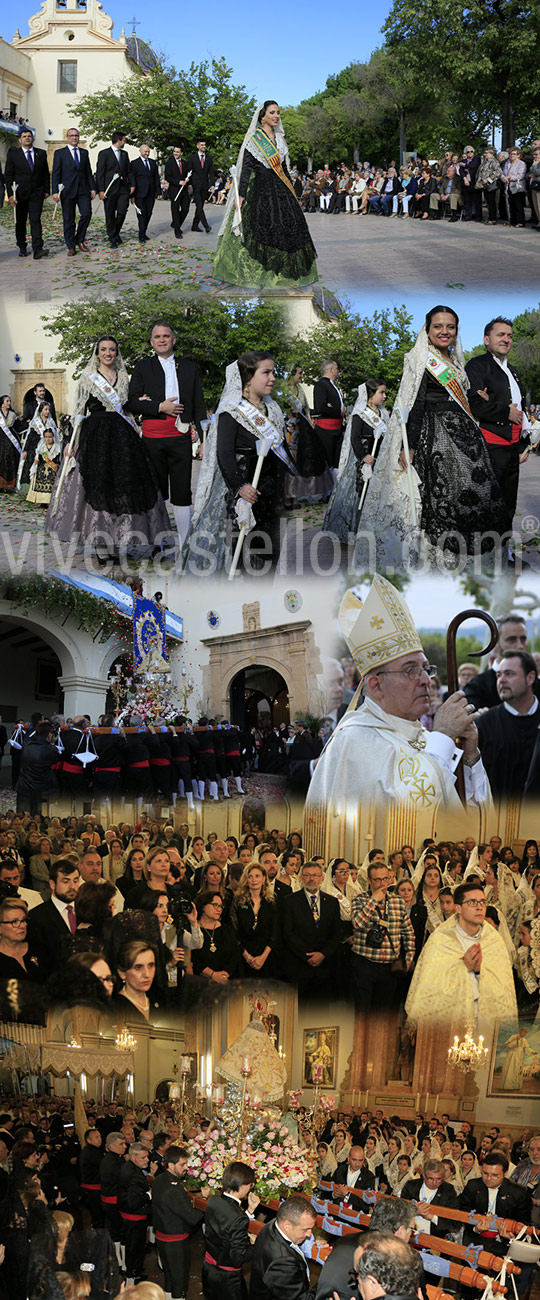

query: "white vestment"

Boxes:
[306, 697, 487, 826]
[405, 914, 518, 1026]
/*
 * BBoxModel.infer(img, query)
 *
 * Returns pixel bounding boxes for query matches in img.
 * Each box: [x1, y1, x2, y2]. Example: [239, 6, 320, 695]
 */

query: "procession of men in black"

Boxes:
[0, 1098, 537, 1300]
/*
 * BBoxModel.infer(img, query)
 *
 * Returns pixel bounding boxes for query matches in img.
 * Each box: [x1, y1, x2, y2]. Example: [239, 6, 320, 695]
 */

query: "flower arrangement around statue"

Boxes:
[184, 1120, 313, 1201]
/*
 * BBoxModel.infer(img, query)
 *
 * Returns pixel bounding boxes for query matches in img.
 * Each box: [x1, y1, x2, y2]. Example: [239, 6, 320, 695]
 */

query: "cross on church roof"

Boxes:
[128, 15, 140, 29]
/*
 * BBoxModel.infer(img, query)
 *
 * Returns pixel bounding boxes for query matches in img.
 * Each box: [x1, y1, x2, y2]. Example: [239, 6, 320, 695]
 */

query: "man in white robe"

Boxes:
[306, 577, 488, 831]
[405, 880, 517, 1026]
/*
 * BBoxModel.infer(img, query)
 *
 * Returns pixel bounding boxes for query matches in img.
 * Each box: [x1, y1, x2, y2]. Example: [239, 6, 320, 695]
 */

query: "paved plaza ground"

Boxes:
[0, 452, 539, 581]
[1, 197, 539, 302]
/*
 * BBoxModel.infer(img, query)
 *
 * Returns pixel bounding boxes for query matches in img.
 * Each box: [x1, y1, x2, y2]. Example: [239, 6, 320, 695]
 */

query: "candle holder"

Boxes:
[237, 1060, 252, 1156]
[169, 1055, 194, 1137]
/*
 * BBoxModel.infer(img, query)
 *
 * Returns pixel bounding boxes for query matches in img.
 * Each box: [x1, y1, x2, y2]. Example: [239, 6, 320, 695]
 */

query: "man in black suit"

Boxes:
[95, 131, 133, 248]
[460, 1154, 532, 1292]
[476, 650, 540, 798]
[164, 145, 191, 238]
[129, 143, 161, 243]
[400, 1159, 459, 1239]
[275, 859, 342, 996]
[316, 1199, 416, 1300]
[464, 614, 540, 710]
[331, 1146, 376, 1206]
[127, 319, 206, 546]
[51, 126, 95, 255]
[21, 382, 57, 424]
[203, 1159, 259, 1300]
[313, 360, 346, 468]
[5, 127, 50, 258]
[354, 1233, 422, 1300]
[185, 139, 215, 232]
[26, 857, 80, 978]
[459, 146, 482, 221]
[466, 316, 530, 531]
[250, 1195, 316, 1300]
[152, 1145, 208, 1300]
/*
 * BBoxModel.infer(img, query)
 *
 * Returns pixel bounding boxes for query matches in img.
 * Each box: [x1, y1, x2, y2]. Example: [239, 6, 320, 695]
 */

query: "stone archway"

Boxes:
[11, 368, 68, 418]
[201, 619, 323, 724]
[0, 603, 127, 718]
[229, 663, 289, 729]
[0, 607, 80, 720]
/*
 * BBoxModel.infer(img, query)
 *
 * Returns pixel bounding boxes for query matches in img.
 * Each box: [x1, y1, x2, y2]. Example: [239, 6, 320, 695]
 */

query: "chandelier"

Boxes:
[115, 1028, 137, 1052]
[447, 1025, 488, 1073]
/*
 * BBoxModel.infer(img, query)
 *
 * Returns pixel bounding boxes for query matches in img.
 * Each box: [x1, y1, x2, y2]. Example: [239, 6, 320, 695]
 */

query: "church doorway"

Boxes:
[229, 665, 289, 730]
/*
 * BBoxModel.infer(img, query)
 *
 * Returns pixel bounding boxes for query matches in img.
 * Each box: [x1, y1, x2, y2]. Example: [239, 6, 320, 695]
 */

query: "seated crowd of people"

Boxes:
[296, 142, 540, 227]
[0, 808, 538, 1015]
[0, 1093, 537, 1300]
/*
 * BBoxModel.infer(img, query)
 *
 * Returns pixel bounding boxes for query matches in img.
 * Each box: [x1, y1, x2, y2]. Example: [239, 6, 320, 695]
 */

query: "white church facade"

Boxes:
[1, 0, 156, 166]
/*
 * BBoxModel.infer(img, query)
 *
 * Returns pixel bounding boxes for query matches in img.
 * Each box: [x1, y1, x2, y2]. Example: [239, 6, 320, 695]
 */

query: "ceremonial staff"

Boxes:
[446, 608, 498, 805]
[394, 403, 417, 529]
[173, 170, 192, 204]
[49, 417, 82, 517]
[230, 164, 244, 241]
[53, 182, 64, 220]
[358, 431, 383, 517]
[227, 450, 266, 580]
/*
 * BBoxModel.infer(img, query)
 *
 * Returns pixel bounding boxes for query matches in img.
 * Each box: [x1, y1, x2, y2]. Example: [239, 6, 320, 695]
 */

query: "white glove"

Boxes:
[235, 497, 256, 533]
[361, 463, 373, 482]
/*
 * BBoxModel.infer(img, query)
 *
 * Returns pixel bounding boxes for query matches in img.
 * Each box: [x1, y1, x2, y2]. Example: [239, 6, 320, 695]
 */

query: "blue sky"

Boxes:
[370, 576, 540, 629]
[345, 290, 540, 351]
[112, 1, 386, 104]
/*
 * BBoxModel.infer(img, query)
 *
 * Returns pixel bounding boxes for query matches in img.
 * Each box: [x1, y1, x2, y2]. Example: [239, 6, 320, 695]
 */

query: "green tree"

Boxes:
[465, 306, 540, 398]
[420, 632, 484, 680]
[383, 0, 540, 148]
[41, 294, 289, 408]
[511, 306, 540, 399]
[70, 57, 255, 166]
[285, 304, 416, 404]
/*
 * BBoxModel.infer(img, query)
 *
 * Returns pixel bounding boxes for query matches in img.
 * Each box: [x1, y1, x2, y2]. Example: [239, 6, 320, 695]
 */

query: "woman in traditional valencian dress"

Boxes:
[325, 378, 389, 538]
[26, 413, 62, 506]
[46, 336, 171, 558]
[17, 400, 60, 492]
[0, 394, 24, 492]
[186, 351, 296, 571]
[213, 100, 317, 288]
[355, 305, 511, 567]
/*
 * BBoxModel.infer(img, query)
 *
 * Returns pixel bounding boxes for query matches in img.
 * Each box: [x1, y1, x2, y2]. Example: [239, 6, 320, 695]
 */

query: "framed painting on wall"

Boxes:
[488, 1020, 540, 1097]
[302, 1027, 339, 1088]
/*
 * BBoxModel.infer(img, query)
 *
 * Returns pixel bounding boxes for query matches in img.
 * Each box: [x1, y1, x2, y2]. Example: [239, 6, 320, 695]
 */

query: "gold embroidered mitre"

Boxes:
[339, 575, 423, 675]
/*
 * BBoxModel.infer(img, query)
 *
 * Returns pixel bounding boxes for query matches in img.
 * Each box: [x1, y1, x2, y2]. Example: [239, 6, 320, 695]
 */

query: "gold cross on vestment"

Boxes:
[370, 616, 384, 629]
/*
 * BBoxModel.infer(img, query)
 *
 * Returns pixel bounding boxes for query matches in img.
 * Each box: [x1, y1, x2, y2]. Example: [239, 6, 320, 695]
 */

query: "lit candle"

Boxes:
[242, 1055, 251, 1073]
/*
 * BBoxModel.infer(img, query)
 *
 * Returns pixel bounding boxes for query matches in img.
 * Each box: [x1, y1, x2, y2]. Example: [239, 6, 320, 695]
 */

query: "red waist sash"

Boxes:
[143, 415, 190, 439]
[204, 1251, 242, 1272]
[314, 417, 342, 430]
[480, 421, 521, 446]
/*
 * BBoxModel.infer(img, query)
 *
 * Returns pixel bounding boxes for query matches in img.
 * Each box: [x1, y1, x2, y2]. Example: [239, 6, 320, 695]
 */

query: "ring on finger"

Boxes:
[465, 702, 475, 714]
